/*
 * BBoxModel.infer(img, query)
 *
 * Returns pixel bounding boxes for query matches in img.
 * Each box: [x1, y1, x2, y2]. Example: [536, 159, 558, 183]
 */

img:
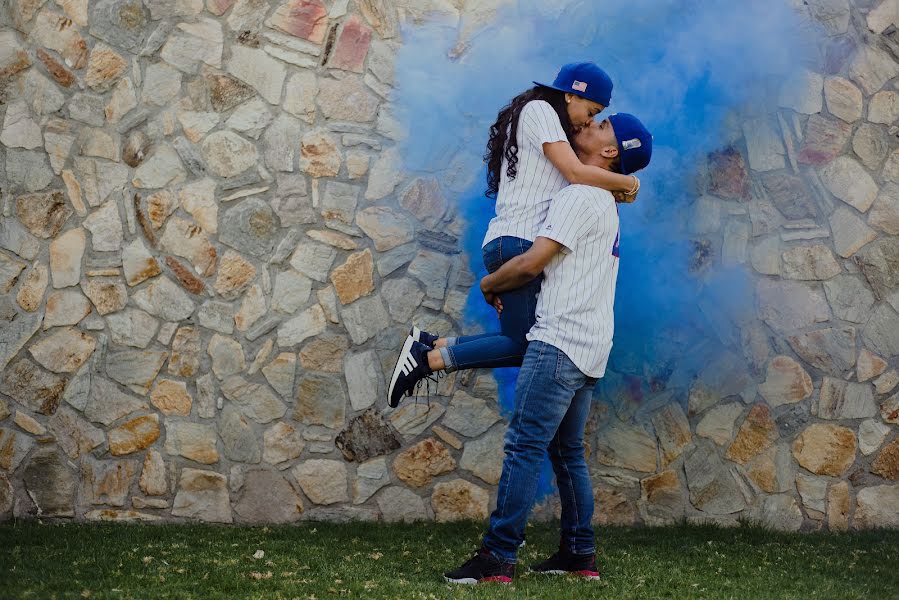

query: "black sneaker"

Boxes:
[387, 336, 433, 408]
[444, 549, 514, 585]
[529, 546, 600, 580]
[409, 325, 439, 349]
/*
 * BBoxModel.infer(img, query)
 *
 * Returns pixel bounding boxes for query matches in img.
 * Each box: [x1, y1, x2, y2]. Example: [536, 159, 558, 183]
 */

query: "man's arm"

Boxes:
[480, 236, 564, 297]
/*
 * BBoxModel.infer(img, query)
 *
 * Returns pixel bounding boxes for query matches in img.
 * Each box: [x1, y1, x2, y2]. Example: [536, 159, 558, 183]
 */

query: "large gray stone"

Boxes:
[7, 149, 53, 192]
[295, 373, 347, 429]
[133, 276, 195, 321]
[750, 494, 803, 531]
[22, 447, 75, 517]
[219, 198, 279, 257]
[292, 459, 348, 505]
[820, 156, 878, 212]
[290, 242, 337, 282]
[107, 309, 159, 348]
[83, 201, 124, 252]
[442, 391, 501, 438]
[262, 113, 302, 172]
[863, 304, 899, 358]
[105, 350, 167, 395]
[855, 239, 899, 300]
[818, 377, 876, 420]
[0, 428, 34, 472]
[870, 184, 899, 236]
[848, 44, 899, 95]
[221, 376, 286, 424]
[757, 279, 830, 333]
[89, 0, 149, 53]
[0, 310, 40, 371]
[407, 251, 451, 299]
[376, 486, 427, 522]
[233, 470, 303, 523]
[201, 130, 258, 178]
[830, 206, 877, 258]
[81, 457, 139, 507]
[220, 405, 261, 463]
[226, 45, 286, 104]
[823, 276, 876, 323]
[344, 350, 380, 411]
[684, 443, 749, 515]
[781, 245, 840, 280]
[48, 406, 105, 459]
[459, 424, 505, 485]
[786, 327, 856, 375]
[340, 295, 389, 345]
[172, 468, 232, 523]
[0, 219, 40, 261]
[85, 377, 149, 425]
[855, 485, 899, 529]
[852, 123, 889, 170]
[0, 357, 66, 415]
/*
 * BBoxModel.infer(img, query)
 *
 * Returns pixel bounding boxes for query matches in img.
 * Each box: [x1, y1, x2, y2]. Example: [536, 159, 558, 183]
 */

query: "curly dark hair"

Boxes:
[484, 86, 576, 199]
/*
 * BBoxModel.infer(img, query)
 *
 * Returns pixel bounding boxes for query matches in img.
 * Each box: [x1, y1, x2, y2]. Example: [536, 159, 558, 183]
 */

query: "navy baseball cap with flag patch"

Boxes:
[534, 62, 613, 107]
[608, 113, 653, 175]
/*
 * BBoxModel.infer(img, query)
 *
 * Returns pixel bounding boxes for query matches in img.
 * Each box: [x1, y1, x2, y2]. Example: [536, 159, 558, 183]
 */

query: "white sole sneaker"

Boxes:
[387, 335, 415, 408]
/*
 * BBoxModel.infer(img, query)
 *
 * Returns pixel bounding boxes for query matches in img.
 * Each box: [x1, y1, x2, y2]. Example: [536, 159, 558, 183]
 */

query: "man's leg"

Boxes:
[548, 379, 597, 554]
[480, 341, 589, 563]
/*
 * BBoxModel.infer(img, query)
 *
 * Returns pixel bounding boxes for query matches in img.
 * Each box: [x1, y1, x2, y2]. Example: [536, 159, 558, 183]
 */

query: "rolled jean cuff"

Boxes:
[444, 336, 459, 347]
[439, 347, 457, 373]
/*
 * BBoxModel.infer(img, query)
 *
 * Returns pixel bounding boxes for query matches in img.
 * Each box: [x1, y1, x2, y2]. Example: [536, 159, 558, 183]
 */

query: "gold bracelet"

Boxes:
[627, 176, 640, 195]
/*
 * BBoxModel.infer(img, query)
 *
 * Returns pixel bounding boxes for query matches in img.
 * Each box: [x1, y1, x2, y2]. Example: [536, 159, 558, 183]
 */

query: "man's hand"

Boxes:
[614, 188, 639, 204]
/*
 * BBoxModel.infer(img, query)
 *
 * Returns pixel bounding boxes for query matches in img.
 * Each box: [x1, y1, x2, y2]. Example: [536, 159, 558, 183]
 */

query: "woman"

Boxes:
[388, 62, 640, 407]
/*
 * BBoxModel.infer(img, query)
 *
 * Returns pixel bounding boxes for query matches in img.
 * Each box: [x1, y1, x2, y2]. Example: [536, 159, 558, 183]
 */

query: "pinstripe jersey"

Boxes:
[483, 100, 570, 247]
[527, 184, 620, 378]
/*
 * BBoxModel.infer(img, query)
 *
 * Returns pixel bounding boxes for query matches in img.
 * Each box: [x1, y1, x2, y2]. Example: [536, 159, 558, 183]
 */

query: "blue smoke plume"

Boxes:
[393, 0, 820, 495]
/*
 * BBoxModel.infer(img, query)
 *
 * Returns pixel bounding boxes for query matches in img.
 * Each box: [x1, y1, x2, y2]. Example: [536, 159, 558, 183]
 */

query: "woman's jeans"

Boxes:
[439, 236, 543, 372]
[482, 341, 598, 563]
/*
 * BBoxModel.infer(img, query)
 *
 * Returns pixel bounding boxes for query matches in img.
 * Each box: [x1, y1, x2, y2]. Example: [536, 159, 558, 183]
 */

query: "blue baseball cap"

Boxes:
[534, 62, 613, 107]
[608, 113, 653, 174]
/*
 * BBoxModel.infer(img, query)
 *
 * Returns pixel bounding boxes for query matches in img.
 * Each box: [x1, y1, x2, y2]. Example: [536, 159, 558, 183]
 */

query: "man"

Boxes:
[444, 113, 653, 584]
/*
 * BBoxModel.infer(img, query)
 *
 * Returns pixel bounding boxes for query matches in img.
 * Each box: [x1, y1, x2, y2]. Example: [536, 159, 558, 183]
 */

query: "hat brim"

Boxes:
[533, 81, 610, 106]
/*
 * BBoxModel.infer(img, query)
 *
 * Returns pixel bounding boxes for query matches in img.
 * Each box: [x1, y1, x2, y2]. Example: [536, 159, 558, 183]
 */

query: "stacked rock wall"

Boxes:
[0, 0, 898, 530]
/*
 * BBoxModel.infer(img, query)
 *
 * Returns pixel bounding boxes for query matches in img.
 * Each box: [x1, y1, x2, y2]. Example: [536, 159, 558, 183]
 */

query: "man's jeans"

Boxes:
[482, 341, 598, 563]
[439, 236, 543, 371]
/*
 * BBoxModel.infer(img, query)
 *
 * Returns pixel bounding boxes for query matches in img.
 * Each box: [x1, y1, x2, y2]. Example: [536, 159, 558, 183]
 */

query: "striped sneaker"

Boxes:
[387, 335, 432, 408]
[409, 326, 439, 349]
[529, 547, 600, 580]
[444, 549, 514, 585]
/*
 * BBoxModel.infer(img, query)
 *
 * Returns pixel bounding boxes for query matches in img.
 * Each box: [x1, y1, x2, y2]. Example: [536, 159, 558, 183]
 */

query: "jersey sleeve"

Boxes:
[520, 100, 569, 148]
[536, 187, 601, 252]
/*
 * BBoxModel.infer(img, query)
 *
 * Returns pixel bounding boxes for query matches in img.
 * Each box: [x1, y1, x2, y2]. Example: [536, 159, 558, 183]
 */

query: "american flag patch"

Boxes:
[572, 80, 587, 92]
[622, 138, 642, 150]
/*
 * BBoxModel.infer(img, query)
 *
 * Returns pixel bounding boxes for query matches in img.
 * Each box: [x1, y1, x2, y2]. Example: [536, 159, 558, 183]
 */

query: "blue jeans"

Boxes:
[482, 341, 598, 563]
[439, 236, 543, 371]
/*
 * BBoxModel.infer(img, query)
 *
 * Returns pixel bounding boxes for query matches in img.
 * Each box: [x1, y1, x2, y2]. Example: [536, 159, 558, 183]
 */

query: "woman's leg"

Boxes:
[431, 237, 542, 372]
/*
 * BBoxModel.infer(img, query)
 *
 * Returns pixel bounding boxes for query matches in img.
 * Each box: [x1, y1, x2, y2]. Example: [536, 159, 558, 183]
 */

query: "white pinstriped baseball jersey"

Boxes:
[483, 100, 569, 247]
[527, 184, 620, 378]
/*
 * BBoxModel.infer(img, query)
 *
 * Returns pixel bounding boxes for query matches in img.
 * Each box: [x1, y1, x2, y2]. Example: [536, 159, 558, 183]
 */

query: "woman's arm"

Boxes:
[543, 140, 638, 194]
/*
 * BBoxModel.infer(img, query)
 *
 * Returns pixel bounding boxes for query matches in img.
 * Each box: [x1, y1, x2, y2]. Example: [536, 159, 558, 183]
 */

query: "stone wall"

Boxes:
[0, 0, 898, 530]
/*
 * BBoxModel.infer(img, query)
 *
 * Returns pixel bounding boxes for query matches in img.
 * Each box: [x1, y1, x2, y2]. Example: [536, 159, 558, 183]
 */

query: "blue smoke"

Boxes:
[393, 0, 819, 495]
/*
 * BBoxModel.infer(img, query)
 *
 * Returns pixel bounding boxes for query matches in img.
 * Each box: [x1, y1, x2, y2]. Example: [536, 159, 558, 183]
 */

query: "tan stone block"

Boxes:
[726, 403, 778, 465]
[393, 438, 455, 488]
[827, 481, 850, 532]
[150, 380, 193, 416]
[792, 424, 856, 476]
[330, 249, 374, 305]
[109, 414, 161, 456]
[431, 479, 488, 522]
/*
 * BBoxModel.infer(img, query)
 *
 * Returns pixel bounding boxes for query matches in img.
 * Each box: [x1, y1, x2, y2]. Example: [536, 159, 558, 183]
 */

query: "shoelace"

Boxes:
[412, 370, 444, 406]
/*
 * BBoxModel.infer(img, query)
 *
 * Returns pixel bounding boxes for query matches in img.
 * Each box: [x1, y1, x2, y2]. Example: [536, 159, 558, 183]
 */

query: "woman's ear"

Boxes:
[564, 93, 573, 105]
[601, 145, 619, 159]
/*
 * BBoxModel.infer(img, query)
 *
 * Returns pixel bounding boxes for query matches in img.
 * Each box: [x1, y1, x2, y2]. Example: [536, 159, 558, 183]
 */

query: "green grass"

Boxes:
[1, 520, 898, 599]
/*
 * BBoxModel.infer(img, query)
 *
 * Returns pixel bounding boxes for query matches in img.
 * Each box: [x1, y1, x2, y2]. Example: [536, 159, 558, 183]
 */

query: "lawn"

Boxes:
[1, 520, 898, 599]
